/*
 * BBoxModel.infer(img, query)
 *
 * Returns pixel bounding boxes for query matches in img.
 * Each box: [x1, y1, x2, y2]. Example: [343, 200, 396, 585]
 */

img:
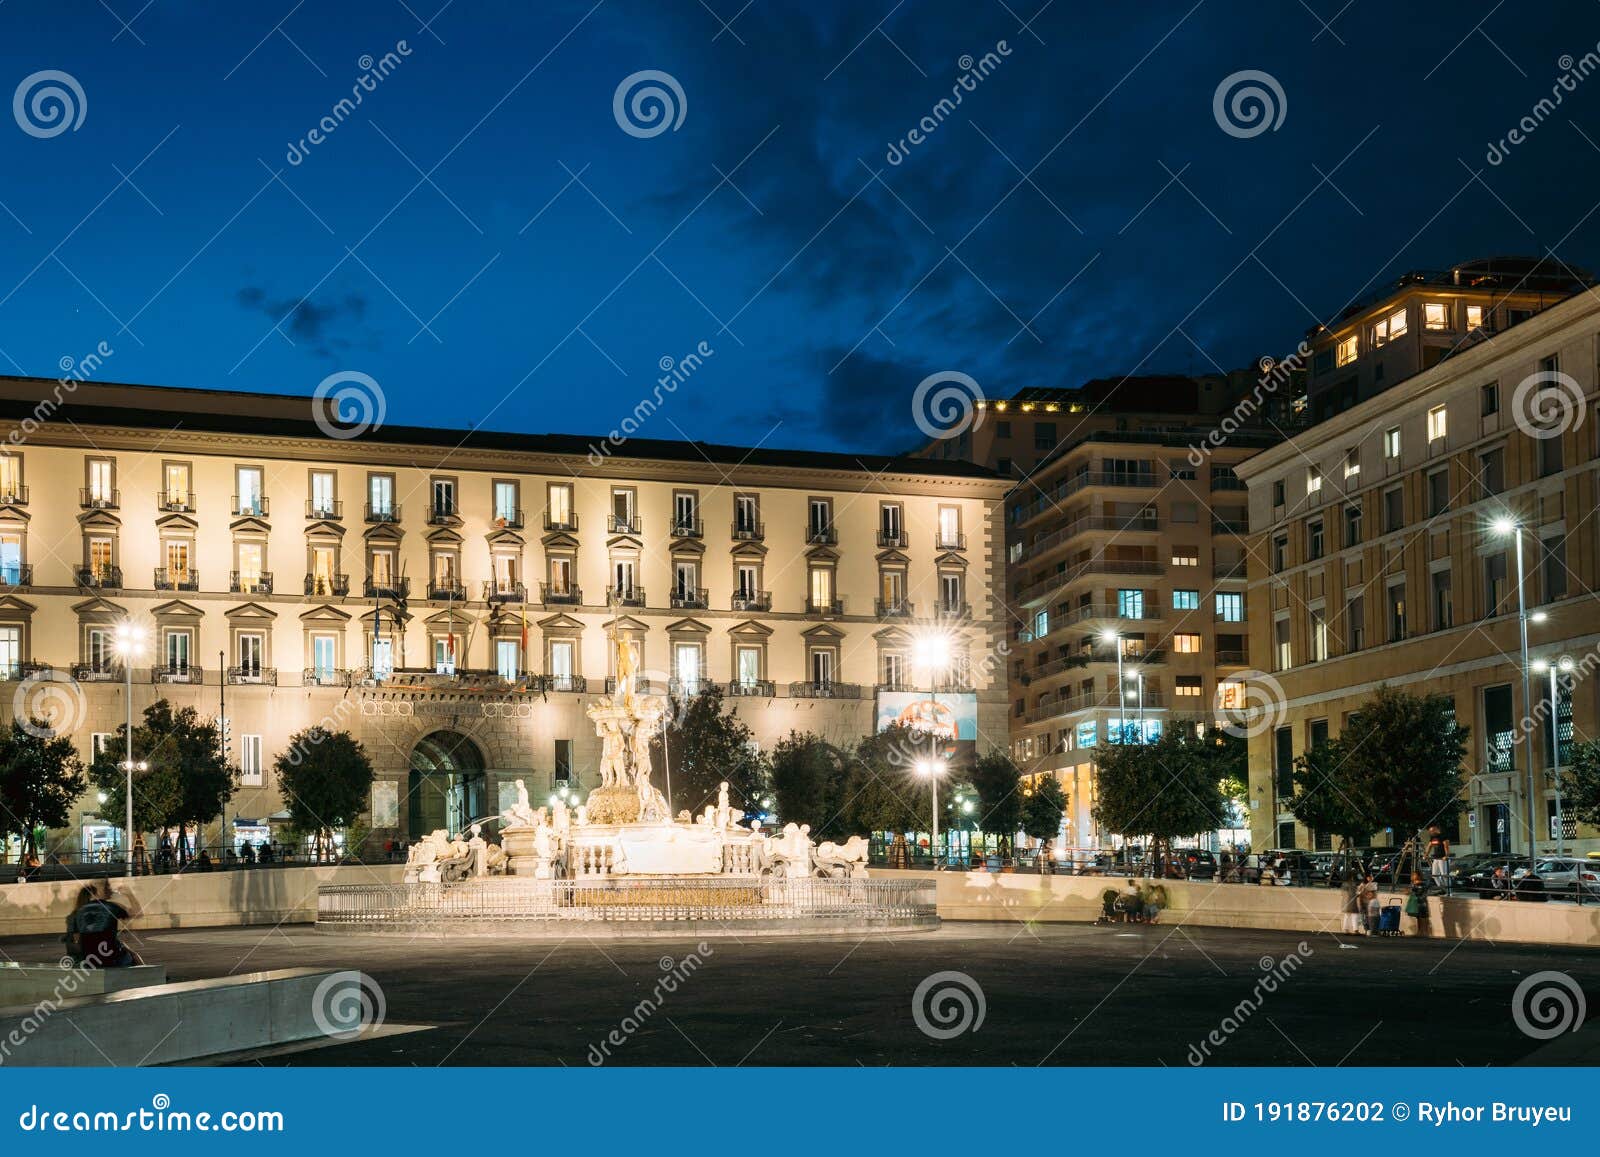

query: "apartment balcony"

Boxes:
[609, 585, 646, 607]
[75, 565, 123, 590]
[1022, 696, 1091, 724]
[1211, 518, 1249, 536]
[1210, 475, 1248, 491]
[226, 666, 277, 686]
[1069, 602, 1164, 626]
[731, 519, 764, 542]
[875, 681, 914, 693]
[428, 580, 467, 601]
[670, 517, 703, 539]
[151, 665, 202, 684]
[670, 586, 709, 609]
[364, 575, 410, 599]
[154, 567, 199, 591]
[302, 667, 353, 687]
[540, 583, 582, 605]
[543, 674, 587, 693]
[727, 679, 775, 697]
[608, 514, 641, 535]
[426, 504, 460, 527]
[230, 571, 273, 595]
[305, 573, 350, 598]
[805, 525, 837, 546]
[306, 499, 343, 520]
[877, 529, 907, 549]
[805, 598, 844, 617]
[543, 511, 579, 533]
[1015, 558, 1163, 605]
[1213, 560, 1248, 580]
[0, 563, 33, 589]
[875, 598, 914, 619]
[1215, 649, 1249, 666]
[1018, 515, 1161, 564]
[0, 660, 48, 682]
[156, 490, 195, 513]
[232, 495, 269, 518]
[667, 678, 707, 698]
[79, 488, 119, 510]
[934, 600, 971, 620]
[731, 590, 771, 612]
[1021, 654, 1090, 682]
[0, 486, 28, 507]
[71, 662, 122, 682]
[491, 509, 524, 531]
[935, 532, 967, 551]
[789, 681, 860, 699]
[484, 581, 526, 604]
[364, 503, 401, 524]
[605, 676, 659, 694]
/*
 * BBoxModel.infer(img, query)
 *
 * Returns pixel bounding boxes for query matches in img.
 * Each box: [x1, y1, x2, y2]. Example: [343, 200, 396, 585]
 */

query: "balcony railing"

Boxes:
[75, 565, 123, 589]
[670, 517, 703, 538]
[935, 601, 971, 619]
[0, 487, 28, 506]
[72, 662, 122, 682]
[1210, 475, 1248, 491]
[544, 674, 587, 693]
[608, 514, 641, 535]
[731, 520, 764, 541]
[302, 667, 352, 687]
[305, 573, 350, 598]
[151, 665, 202, 684]
[877, 529, 907, 548]
[789, 681, 860, 699]
[491, 509, 524, 530]
[156, 490, 196, 512]
[1015, 558, 1163, 604]
[427, 504, 459, 526]
[80, 488, 119, 510]
[670, 586, 709, 609]
[805, 598, 844, 616]
[609, 585, 645, 607]
[1211, 518, 1249, 536]
[0, 563, 33, 588]
[226, 666, 277, 685]
[727, 679, 775, 697]
[1019, 515, 1160, 562]
[1213, 560, 1248, 579]
[154, 567, 199, 591]
[875, 598, 914, 618]
[232, 495, 269, 517]
[0, 660, 47, 682]
[428, 580, 467, 601]
[364, 575, 410, 599]
[605, 677, 658, 694]
[1215, 649, 1249, 665]
[364, 503, 401, 523]
[230, 571, 273, 595]
[544, 512, 579, 533]
[540, 583, 582, 605]
[1068, 602, 1164, 624]
[306, 499, 343, 520]
[806, 525, 837, 546]
[731, 590, 771, 612]
[484, 581, 526, 603]
[935, 532, 967, 551]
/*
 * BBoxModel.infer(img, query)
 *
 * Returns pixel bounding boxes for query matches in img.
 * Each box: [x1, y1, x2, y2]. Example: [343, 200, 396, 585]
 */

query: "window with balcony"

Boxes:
[164, 629, 192, 674]
[160, 539, 194, 589]
[937, 505, 962, 549]
[673, 643, 703, 696]
[808, 566, 835, 613]
[430, 477, 457, 521]
[161, 462, 192, 510]
[736, 645, 763, 689]
[0, 624, 21, 680]
[548, 639, 575, 683]
[309, 471, 337, 518]
[368, 473, 396, 520]
[1215, 592, 1243, 622]
[733, 494, 760, 538]
[878, 568, 907, 615]
[1032, 608, 1049, 637]
[490, 553, 521, 599]
[808, 647, 836, 687]
[612, 558, 638, 603]
[0, 454, 23, 504]
[735, 563, 760, 603]
[545, 555, 575, 601]
[611, 488, 637, 533]
[672, 490, 700, 535]
[236, 632, 266, 679]
[1173, 589, 1199, 610]
[1431, 568, 1452, 631]
[87, 537, 115, 584]
[808, 498, 833, 543]
[878, 502, 904, 546]
[310, 634, 338, 682]
[309, 545, 340, 597]
[496, 639, 520, 680]
[85, 458, 116, 508]
[546, 482, 574, 530]
[235, 466, 265, 516]
[1174, 633, 1200, 654]
[1117, 588, 1143, 618]
[938, 572, 964, 615]
[672, 560, 700, 604]
[235, 542, 266, 593]
[493, 480, 520, 527]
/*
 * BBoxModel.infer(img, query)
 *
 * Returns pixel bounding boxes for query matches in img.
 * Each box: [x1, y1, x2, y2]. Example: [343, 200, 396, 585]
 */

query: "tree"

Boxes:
[839, 726, 933, 837]
[1092, 728, 1229, 867]
[1561, 738, 1600, 830]
[1284, 737, 1373, 885]
[768, 730, 846, 837]
[1021, 774, 1067, 842]
[275, 728, 375, 862]
[1337, 686, 1467, 849]
[968, 749, 1024, 851]
[0, 720, 87, 859]
[649, 686, 770, 817]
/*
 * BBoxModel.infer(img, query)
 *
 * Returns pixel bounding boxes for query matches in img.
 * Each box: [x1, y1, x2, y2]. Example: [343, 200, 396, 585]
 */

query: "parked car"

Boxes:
[1528, 857, 1600, 898]
[1166, 848, 1217, 879]
[1456, 855, 1525, 897]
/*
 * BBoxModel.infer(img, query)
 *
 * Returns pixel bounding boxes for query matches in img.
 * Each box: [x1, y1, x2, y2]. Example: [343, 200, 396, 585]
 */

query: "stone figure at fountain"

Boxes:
[584, 637, 671, 824]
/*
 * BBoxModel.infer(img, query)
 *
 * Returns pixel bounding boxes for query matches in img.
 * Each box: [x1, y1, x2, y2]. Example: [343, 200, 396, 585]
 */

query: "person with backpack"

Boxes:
[64, 882, 142, 967]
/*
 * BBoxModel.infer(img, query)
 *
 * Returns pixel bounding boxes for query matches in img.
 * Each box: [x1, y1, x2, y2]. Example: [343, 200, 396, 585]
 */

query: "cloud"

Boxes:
[235, 287, 368, 348]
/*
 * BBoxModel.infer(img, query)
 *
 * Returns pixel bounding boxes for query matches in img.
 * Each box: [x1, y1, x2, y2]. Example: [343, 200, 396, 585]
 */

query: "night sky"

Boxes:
[2, 1, 1599, 455]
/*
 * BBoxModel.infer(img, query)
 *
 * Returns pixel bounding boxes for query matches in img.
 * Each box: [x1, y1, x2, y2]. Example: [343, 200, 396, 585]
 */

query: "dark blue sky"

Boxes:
[2, 1, 1599, 453]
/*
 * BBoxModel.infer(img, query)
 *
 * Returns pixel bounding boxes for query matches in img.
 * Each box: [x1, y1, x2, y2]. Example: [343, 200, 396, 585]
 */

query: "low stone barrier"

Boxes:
[0, 963, 166, 1004]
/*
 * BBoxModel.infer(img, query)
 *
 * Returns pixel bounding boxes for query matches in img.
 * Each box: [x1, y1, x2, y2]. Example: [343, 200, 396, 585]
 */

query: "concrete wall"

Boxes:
[0, 863, 404, 938]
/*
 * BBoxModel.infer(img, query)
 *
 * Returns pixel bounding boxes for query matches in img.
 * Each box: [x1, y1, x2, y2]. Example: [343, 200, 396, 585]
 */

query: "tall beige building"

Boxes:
[0, 376, 1009, 856]
[1238, 261, 1600, 858]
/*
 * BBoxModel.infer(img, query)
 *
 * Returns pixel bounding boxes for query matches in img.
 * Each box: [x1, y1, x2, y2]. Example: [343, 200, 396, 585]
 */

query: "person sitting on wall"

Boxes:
[1143, 880, 1168, 924]
[64, 881, 142, 967]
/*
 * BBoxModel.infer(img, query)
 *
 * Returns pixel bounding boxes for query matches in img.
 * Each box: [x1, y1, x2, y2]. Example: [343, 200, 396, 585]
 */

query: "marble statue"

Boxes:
[501, 779, 538, 829]
[814, 836, 871, 879]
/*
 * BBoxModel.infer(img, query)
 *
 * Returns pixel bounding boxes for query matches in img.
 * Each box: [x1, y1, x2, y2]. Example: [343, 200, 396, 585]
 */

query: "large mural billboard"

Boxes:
[874, 690, 979, 761]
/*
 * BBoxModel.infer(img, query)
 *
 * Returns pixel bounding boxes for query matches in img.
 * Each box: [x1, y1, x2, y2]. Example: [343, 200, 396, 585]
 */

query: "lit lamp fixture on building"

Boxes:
[1490, 517, 1540, 873]
[114, 622, 148, 878]
[1531, 655, 1576, 856]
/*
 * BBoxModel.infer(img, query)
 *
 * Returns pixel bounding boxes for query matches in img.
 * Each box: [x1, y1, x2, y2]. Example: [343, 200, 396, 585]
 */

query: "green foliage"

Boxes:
[1335, 685, 1467, 838]
[274, 728, 375, 861]
[650, 686, 770, 817]
[0, 720, 87, 857]
[839, 726, 933, 834]
[1091, 727, 1229, 851]
[1559, 739, 1600, 829]
[768, 731, 846, 838]
[1284, 737, 1372, 847]
[1021, 774, 1067, 841]
[968, 749, 1023, 843]
[89, 700, 231, 843]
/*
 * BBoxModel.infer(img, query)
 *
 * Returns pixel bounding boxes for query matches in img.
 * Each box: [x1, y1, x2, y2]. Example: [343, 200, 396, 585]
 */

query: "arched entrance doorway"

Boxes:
[407, 731, 487, 839]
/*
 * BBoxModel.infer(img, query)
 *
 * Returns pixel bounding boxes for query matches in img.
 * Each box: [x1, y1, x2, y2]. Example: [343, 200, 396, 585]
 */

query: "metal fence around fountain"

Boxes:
[316, 875, 937, 931]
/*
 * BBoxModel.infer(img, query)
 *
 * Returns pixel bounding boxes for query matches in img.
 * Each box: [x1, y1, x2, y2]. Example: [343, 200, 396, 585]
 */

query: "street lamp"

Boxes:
[913, 629, 954, 867]
[916, 757, 948, 870]
[114, 623, 146, 878]
[1531, 655, 1575, 856]
[1100, 630, 1128, 743]
[1491, 518, 1539, 875]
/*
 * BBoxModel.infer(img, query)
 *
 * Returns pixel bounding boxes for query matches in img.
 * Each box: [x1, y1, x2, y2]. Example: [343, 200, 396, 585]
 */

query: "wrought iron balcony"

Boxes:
[670, 586, 708, 609]
[0, 660, 49, 682]
[727, 679, 775, 697]
[306, 498, 343, 520]
[935, 532, 967, 551]
[805, 525, 837, 546]
[428, 580, 467, 601]
[609, 585, 645, 607]
[0, 563, 33, 589]
[875, 598, 914, 618]
[540, 583, 582, 605]
[491, 509, 524, 530]
[226, 666, 277, 685]
[0, 486, 27, 506]
[608, 514, 641, 535]
[230, 571, 273, 595]
[364, 575, 409, 599]
[544, 511, 579, 533]
[1215, 649, 1249, 666]
[302, 667, 352, 687]
[79, 488, 118, 510]
[156, 489, 195, 512]
[74, 565, 122, 589]
[605, 676, 658, 694]
[484, 580, 526, 603]
[789, 680, 860, 699]
[543, 674, 587, 693]
[670, 517, 703, 539]
[151, 664, 202, 684]
[935, 600, 971, 619]
[71, 662, 122, 682]
[731, 519, 764, 542]
[305, 573, 350, 597]
[805, 598, 844, 617]
[426, 503, 460, 526]
[876, 529, 908, 548]
[731, 590, 771, 612]
[232, 495, 269, 517]
[364, 503, 401, 524]
[154, 567, 199, 591]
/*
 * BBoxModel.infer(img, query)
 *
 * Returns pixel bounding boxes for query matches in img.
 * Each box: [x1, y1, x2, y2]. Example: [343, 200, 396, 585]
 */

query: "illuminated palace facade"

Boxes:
[0, 377, 1008, 856]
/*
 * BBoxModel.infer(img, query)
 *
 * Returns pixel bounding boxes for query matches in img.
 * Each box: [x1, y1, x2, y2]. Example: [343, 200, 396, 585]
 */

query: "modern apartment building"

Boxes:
[1238, 272, 1600, 858]
[0, 376, 1009, 856]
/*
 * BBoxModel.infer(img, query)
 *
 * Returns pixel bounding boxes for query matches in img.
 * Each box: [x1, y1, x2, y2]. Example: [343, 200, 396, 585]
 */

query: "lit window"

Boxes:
[1171, 549, 1198, 567]
[1306, 466, 1322, 494]
[1174, 634, 1201, 654]
[1343, 448, 1360, 479]
[1175, 676, 1202, 698]
[1217, 680, 1245, 710]
[1336, 334, 1359, 366]
[1427, 405, 1447, 443]
[1384, 427, 1401, 459]
[1215, 592, 1243, 622]
[1423, 302, 1449, 330]
[1173, 589, 1200, 610]
[1371, 307, 1407, 346]
[1466, 304, 1484, 330]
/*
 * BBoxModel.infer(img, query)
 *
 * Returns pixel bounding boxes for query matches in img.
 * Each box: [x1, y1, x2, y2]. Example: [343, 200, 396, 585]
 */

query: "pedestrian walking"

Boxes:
[1426, 824, 1450, 892]
[1358, 873, 1379, 933]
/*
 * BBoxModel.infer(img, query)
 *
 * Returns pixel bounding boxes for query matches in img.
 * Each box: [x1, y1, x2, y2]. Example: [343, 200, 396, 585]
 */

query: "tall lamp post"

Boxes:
[1100, 630, 1126, 743]
[1531, 655, 1574, 857]
[912, 630, 953, 868]
[114, 624, 147, 878]
[1492, 518, 1540, 875]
